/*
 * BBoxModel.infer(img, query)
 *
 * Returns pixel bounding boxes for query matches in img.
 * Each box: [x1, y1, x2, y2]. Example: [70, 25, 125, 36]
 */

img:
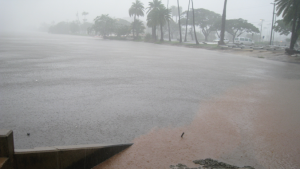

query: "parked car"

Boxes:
[213, 38, 229, 43]
[234, 37, 254, 45]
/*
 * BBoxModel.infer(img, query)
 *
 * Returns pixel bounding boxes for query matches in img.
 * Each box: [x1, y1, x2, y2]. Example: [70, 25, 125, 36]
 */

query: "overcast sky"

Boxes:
[0, 0, 277, 32]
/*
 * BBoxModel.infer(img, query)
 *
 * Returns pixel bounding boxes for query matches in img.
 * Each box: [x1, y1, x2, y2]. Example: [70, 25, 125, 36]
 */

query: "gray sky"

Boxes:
[0, 0, 276, 32]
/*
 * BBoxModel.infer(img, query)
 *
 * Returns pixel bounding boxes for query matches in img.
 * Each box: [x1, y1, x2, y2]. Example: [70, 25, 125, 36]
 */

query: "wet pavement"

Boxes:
[0, 32, 300, 168]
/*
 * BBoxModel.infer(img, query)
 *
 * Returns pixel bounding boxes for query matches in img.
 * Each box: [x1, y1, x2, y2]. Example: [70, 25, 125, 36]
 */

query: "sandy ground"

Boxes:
[94, 79, 300, 169]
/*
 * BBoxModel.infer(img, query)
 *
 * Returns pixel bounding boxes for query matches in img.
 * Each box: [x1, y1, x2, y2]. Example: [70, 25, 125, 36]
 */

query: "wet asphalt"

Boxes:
[0, 32, 300, 149]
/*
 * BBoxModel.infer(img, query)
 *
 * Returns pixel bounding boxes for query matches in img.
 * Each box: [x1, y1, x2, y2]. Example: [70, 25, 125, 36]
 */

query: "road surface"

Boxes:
[0, 32, 299, 168]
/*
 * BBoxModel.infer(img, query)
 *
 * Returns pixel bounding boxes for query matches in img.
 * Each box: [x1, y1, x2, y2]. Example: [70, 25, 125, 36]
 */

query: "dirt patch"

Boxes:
[216, 48, 300, 64]
[93, 80, 300, 169]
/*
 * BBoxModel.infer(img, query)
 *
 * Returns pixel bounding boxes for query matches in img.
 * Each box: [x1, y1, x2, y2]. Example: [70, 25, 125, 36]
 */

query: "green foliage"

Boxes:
[146, 0, 164, 27]
[49, 22, 70, 34]
[274, 19, 292, 36]
[129, 0, 145, 37]
[131, 19, 145, 36]
[94, 14, 116, 37]
[48, 21, 93, 35]
[115, 24, 131, 37]
[275, 0, 300, 49]
[69, 21, 80, 33]
[129, 0, 145, 18]
[225, 18, 260, 42]
[146, 0, 165, 40]
[182, 8, 221, 41]
[275, 0, 297, 19]
[144, 33, 152, 41]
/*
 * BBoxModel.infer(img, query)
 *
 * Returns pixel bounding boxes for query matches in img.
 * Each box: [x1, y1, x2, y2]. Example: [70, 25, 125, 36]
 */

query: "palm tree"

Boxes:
[219, 0, 227, 45]
[131, 19, 145, 37]
[184, 0, 191, 42]
[275, 0, 300, 49]
[147, 0, 164, 40]
[191, 0, 199, 44]
[129, 0, 145, 37]
[158, 7, 172, 41]
[177, 0, 182, 43]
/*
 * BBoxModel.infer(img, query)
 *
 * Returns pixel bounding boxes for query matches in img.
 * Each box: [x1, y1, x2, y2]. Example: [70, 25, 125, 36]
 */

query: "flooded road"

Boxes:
[1, 32, 300, 168]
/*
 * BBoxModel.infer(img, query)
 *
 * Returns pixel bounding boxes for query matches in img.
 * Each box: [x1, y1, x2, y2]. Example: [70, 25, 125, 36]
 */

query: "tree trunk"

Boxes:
[192, 0, 199, 44]
[133, 16, 136, 37]
[190, 28, 194, 40]
[167, 0, 171, 41]
[184, 0, 191, 42]
[177, 0, 182, 43]
[290, 0, 299, 49]
[219, 0, 227, 45]
[160, 23, 164, 41]
[205, 34, 208, 42]
[216, 31, 220, 38]
[152, 26, 155, 40]
[154, 26, 157, 41]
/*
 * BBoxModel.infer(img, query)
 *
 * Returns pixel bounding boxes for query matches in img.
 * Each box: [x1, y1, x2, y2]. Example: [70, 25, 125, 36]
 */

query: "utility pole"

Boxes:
[270, 2, 276, 45]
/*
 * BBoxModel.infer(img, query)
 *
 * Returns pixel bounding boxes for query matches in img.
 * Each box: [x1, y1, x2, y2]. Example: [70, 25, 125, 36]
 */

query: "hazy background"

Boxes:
[0, 0, 276, 32]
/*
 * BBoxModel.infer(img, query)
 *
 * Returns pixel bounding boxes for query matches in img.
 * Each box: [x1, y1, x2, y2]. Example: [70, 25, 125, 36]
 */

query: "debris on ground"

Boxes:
[170, 158, 255, 169]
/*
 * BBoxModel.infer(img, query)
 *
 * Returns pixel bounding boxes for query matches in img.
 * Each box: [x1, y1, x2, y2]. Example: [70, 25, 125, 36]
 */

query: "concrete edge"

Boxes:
[0, 130, 12, 138]
[14, 143, 133, 153]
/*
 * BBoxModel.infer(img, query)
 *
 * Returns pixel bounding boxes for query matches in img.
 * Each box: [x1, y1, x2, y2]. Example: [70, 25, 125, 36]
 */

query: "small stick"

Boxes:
[181, 132, 184, 138]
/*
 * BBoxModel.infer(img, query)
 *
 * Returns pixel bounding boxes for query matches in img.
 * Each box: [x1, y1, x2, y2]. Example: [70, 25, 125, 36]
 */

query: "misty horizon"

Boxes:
[0, 0, 277, 32]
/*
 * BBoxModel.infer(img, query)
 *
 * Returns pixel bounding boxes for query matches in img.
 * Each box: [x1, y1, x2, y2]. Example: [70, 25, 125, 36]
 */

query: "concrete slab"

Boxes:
[14, 143, 133, 169]
[0, 131, 11, 137]
[15, 150, 59, 169]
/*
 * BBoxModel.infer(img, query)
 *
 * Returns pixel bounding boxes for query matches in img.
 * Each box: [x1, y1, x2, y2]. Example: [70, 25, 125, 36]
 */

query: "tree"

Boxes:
[158, 7, 172, 41]
[147, 0, 164, 40]
[177, 0, 182, 43]
[191, 0, 199, 44]
[274, 19, 292, 36]
[219, 0, 227, 45]
[82, 12, 89, 22]
[94, 14, 116, 37]
[115, 25, 131, 37]
[131, 19, 146, 37]
[184, 0, 191, 42]
[129, 0, 145, 38]
[115, 19, 131, 37]
[275, 0, 300, 49]
[49, 22, 69, 34]
[225, 19, 260, 43]
[193, 8, 221, 41]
